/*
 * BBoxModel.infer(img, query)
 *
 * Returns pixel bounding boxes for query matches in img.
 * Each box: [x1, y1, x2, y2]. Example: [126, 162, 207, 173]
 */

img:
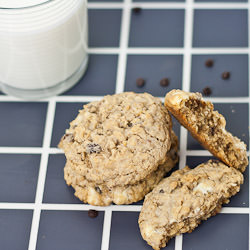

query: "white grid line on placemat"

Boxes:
[1, 147, 249, 157]
[175, 0, 194, 248]
[101, 0, 132, 249]
[0, 95, 249, 103]
[88, 47, 249, 54]
[27, 100, 56, 250]
[101, 208, 113, 250]
[0, 202, 249, 213]
[89, 47, 250, 54]
[87, 2, 249, 9]
[114, 0, 131, 94]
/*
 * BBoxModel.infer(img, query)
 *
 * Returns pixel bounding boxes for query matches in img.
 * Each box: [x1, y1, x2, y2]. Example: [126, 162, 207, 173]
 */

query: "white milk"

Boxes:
[0, 0, 88, 98]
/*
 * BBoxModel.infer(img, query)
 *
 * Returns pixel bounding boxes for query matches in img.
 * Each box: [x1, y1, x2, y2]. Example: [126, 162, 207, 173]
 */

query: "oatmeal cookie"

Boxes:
[59, 92, 172, 187]
[139, 160, 243, 250]
[64, 131, 179, 206]
[165, 89, 248, 172]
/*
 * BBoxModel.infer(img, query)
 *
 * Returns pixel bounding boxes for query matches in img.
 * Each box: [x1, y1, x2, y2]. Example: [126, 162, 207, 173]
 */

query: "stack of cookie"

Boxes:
[139, 89, 248, 250]
[59, 92, 179, 206]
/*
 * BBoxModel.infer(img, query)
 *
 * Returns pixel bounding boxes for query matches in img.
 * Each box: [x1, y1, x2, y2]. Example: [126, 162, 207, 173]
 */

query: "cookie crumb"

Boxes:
[160, 78, 170, 87]
[133, 7, 142, 14]
[202, 87, 212, 96]
[86, 143, 102, 154]
[205, 59, 214, 67]
[222, 71, 230, 80]
[88, 209, 99, 218]
[136, 78, 145, 87]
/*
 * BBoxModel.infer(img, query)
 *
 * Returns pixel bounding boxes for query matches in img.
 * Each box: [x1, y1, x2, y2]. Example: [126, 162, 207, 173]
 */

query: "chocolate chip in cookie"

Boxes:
[127, 121, 133, 127]
[63, 134, 74, 142]
[86, 143, 102, 154]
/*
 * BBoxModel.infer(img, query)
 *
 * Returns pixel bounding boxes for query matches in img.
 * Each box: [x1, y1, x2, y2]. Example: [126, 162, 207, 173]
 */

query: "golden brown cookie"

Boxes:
[165, 89, 248, 172]
[59, 92, 172, 187]
[64, 131, 179, 206]
[139, 160, 243, 250]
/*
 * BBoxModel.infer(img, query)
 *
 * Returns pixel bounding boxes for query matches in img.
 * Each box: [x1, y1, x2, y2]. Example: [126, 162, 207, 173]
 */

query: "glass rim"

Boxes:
[0, 0, 55, 10]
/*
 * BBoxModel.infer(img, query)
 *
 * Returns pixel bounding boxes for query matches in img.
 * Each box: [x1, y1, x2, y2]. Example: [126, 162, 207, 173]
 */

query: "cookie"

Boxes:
[139, 160, 243, 250]
[165, 89, 248, 172]
[59, 92, 172, 187]
[64, 131, 179, 206]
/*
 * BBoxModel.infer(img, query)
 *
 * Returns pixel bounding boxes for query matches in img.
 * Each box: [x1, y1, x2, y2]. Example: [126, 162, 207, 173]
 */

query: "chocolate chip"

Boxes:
[160, 78, 170, 87]
[210, 126, 215, 136]
[88, 209, 99, 218]
[86, 143, 102, 154]
[136, 78, 145, 88]
[222, 71, 230, 80]
[133, 7, 142, 14]
[159, 189, 164, 193]
[205, 59, 214, 67]
[226, 143, 231, 151]
[127, 121, 133, 127]
[202, 87, 212, 96]
[210, 159, 220, 164]
[63, 133, 74, 142]
[95, 186, 102, 194]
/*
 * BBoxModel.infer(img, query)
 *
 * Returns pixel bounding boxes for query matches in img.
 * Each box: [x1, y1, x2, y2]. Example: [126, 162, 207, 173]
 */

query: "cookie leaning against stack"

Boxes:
[165, 89, 248, 172]
[139, 160, 243, 250]
[59, 92, 179, 206]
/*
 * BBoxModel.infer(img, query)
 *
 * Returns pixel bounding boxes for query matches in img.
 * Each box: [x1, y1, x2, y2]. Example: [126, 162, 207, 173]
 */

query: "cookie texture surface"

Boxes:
[64, 131, 179, 206]
[59, 92, 172, 187]
[139, 160, 243, 250]
[165, 89, 248, 172]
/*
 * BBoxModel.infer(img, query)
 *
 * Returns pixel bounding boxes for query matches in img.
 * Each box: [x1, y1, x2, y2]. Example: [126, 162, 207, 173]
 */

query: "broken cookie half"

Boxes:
[165, 89, 248, 172]
[139, 160, 243, 250]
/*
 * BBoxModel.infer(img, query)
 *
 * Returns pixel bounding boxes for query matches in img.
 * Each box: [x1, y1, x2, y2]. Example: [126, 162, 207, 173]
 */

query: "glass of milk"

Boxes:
[0, 0, 88, 99]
